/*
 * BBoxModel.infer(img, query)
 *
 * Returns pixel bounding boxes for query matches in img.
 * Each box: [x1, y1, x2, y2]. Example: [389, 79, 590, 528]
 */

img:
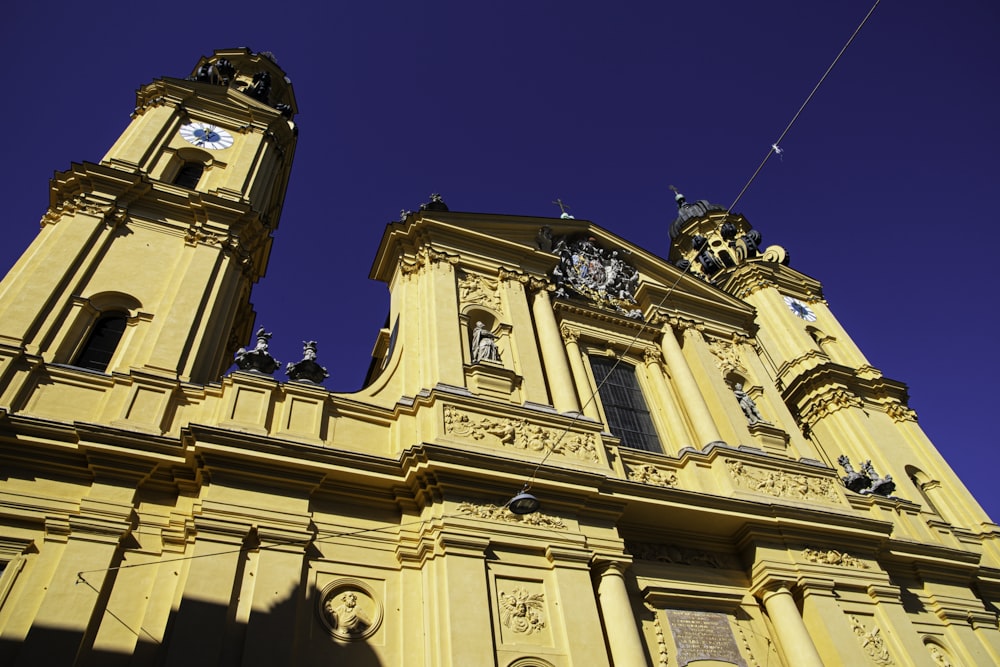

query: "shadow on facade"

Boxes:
[1, 589, 383, 666]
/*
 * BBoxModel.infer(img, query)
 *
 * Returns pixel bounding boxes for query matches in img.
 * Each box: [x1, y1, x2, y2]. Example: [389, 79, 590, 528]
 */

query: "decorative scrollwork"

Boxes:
[458, 502, 566, 529]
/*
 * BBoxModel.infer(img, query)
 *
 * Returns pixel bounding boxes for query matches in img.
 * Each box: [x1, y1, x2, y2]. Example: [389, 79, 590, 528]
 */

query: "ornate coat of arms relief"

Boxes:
[547, 233, 643, 319]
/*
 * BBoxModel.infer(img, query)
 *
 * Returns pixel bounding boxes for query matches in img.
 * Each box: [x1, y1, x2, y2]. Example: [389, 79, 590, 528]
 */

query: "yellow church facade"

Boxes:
[0, 49, 997, 666]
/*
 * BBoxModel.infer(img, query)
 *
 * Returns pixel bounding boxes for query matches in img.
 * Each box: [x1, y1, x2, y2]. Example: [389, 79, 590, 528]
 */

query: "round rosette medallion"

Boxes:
[317, 578, 383, 641]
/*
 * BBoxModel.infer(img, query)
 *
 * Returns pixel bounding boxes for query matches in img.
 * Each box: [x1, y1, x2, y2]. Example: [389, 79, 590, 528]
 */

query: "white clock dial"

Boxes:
[179, 121, 234, 150]
[783, 296, 817, 321]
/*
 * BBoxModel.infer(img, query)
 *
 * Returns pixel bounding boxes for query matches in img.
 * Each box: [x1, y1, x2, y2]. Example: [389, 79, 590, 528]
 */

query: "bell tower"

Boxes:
[0, 48, 297, 384]
[669, 191, 994, 530]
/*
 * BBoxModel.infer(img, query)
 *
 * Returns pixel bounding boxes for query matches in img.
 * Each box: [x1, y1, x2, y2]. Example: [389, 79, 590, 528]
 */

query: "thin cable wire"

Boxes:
[727, 0, 882, 213]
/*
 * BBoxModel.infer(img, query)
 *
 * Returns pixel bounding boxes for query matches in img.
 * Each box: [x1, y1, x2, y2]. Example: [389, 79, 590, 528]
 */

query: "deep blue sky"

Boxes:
[3, 2, 997, 521]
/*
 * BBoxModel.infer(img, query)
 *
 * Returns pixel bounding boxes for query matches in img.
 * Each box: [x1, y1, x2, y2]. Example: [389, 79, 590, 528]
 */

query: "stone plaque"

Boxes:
[666, 609, 746, 667]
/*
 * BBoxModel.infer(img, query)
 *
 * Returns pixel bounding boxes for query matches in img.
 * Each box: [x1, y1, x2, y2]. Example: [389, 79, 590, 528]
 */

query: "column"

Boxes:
[758, 585, 824, 667]
[530, 283, 580, 413]
[593, 561, 648, 666]
[658, 321, 723, 447]
[561, 326, 600, 420]
[642, 347, 692, 449]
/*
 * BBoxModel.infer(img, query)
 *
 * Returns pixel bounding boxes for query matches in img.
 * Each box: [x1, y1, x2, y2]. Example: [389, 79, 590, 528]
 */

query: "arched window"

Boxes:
[173, 162, 204, 189]
[590, 355, 661, 453]
[73, 312, 128, 372]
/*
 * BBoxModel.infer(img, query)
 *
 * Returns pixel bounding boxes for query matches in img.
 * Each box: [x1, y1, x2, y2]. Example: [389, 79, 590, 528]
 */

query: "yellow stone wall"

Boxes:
[1, 51, 998, 666]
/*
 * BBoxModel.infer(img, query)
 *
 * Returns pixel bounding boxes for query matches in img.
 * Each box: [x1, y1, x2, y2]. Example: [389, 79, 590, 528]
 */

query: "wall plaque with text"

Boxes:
[665, 609, 746, 667]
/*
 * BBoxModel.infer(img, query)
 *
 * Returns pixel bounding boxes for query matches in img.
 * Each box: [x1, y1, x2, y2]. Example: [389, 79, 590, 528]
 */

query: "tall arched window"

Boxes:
[173, 162, 204, 189]
[73, 312, 128, 372]
[590, 355, 661, 453]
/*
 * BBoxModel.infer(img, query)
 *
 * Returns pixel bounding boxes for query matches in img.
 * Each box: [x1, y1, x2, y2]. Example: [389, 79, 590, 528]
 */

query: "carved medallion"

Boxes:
[317, 578, 383, 641]
[498, 586, 546, 635]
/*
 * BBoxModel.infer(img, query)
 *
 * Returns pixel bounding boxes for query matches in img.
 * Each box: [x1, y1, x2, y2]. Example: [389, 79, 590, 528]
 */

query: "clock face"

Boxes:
[783, 296, 817, 321]
[179, 122, 234, 150]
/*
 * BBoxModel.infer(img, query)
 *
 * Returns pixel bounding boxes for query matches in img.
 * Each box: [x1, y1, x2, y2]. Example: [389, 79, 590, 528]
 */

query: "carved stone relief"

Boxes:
[643, 603, 670, 667]
[925, 642, 953, 667]
[547, 234, 643, 319]
[708, 337, 745, 375]
[627, 464, 677, 487]
[498, 586, 546, 635]
[849, 614, 893, 665]
[444, 405, 599, 462]
[726, 460, 840, 503]
[458, 271, 503, 314]
[801, 547, 869, 569]
[626, 540, 734, 569]
[458, 502, 566, 530]
[317, 578, 383, 641]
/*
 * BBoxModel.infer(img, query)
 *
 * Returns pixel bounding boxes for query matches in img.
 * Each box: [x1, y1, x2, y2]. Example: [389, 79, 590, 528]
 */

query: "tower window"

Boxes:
[173, 162, 204, 189]
[589, 356, 661, 453]
[73, 313, 127, 372]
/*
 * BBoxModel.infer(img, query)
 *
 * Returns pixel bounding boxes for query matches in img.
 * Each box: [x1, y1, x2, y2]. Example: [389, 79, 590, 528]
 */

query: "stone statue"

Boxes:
[837, 455, 872, 493]
[837, 456, 897, 497]
[247, 70, 271, 103]
[286, 340, 329, 384]
[234, 326, 280, 374]
[535, 225, 554, 252]
[471, 321, 501, 363]
[325, 592, 369, 636]
[860, 460, 896, 497]
[733, 383, 766, 425]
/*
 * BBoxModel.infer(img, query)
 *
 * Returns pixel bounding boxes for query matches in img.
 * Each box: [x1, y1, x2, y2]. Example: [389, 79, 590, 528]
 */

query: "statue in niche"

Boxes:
[471, 321, 501, 363]
[325, 592, 370, 636]
[732, 383, 766, 425]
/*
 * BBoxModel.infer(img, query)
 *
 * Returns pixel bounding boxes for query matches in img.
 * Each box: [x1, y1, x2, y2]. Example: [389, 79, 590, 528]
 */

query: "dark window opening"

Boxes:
[173, 162, 204, 189]
[73, 313, 127, 372]
[590, 355, 661, 453]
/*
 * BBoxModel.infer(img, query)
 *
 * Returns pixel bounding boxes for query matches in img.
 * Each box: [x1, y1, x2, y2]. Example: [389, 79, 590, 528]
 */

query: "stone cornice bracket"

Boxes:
[130, 94, 169, 118]
[497, 267, 530, 284]
[526, 276, 552, 294]
[398, 244, 458, 277]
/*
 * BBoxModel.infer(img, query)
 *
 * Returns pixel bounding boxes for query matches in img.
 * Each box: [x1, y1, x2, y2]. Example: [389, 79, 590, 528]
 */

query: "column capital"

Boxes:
[591, 556, 633, 577]
[527, 276, 552, 294]
[642, 345, 663, 366]
[497, 267, 529, 284]
[560, 325, 580, 344]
